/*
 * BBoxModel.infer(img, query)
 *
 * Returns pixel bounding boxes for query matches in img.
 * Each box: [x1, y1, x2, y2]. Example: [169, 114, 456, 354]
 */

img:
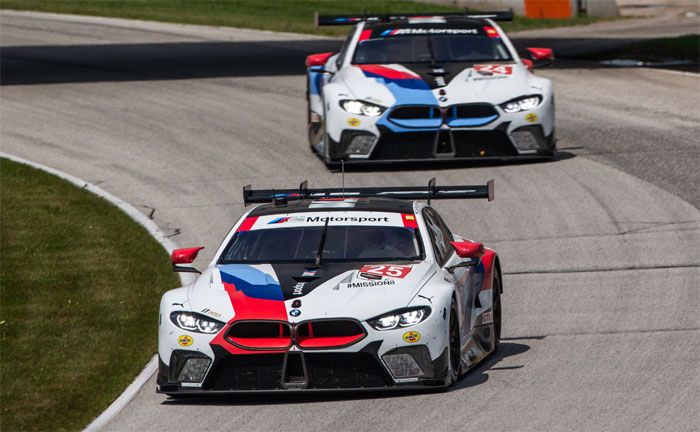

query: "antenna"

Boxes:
[299, 180, 308, 200]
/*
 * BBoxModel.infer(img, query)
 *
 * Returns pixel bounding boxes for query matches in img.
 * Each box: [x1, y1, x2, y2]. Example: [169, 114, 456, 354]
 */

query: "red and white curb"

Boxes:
[0, 152, 193, 432]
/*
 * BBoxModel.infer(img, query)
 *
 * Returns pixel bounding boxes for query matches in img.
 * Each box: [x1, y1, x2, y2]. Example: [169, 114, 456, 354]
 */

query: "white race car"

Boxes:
[157, 180, 502, 393]
[306, 11, 555, 165]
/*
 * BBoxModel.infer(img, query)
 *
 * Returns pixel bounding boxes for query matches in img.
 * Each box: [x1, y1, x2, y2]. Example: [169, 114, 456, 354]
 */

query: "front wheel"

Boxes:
[446, 301, 461, 385]
[492, 273, 502, 350]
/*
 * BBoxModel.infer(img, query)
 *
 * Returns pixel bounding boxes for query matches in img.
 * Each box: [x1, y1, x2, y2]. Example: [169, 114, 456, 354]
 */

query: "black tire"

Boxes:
[492, 272, 502, 350]
[447, 300, 460, 385]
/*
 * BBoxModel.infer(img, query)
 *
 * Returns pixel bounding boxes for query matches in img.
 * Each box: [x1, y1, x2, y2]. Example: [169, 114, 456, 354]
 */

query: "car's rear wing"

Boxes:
[243, 179, 494, 206]
[314, 11, 513, 27]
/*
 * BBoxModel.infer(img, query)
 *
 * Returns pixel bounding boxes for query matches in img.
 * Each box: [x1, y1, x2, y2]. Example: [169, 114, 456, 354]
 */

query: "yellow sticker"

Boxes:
[525, 113, 538, 123]
[346, 117, 361, 127]
[405, 215, 415, 220]
[178, 335, 193, 347]
[403, 331, 421, 343]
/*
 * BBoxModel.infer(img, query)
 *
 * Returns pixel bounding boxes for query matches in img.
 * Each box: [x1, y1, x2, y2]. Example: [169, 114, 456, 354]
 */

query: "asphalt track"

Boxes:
[1, 11, 698, 431]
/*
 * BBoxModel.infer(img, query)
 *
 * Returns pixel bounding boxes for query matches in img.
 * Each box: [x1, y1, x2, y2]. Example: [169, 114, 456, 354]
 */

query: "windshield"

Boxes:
[353, 35, 511, 64]
[219, 225, 422, 264]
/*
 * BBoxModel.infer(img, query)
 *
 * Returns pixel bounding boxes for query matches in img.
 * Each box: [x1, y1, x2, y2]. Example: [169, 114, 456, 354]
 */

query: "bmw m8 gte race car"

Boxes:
[157, 180, 502, 393]
[306, 11, 555, 165]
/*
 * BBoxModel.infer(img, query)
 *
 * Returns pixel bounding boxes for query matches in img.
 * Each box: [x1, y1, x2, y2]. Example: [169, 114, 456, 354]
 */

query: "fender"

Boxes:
[480, 249, 498, 292]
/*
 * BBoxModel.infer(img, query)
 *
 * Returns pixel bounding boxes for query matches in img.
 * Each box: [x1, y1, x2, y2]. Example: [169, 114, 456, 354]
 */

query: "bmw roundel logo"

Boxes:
[289, 309, 301, 317]
[439, 96, 448, 102]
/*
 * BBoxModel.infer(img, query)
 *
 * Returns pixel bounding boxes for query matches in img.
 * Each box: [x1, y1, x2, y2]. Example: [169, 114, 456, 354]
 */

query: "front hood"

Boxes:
[188, 261, 435, 323]
[338, 62, 533, 107]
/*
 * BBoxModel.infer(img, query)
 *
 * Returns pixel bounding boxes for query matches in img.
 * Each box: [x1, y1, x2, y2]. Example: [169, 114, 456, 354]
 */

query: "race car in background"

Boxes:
[306, 11, 555, 165]
[157, 179, 502, 393]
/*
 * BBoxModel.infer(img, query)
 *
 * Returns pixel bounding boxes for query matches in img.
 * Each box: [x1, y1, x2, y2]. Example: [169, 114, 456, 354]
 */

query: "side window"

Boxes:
[431, 209, 455, 256]
[423, 207, 452, 265]
[336, 27, 357, 68]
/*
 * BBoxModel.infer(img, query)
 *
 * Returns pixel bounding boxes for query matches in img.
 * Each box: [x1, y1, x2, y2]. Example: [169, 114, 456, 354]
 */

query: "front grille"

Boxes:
[452, 129, 517, 157]
[203, 352, 391, 390]
[226, 321, 292, 350]
[372, 130, 436, 160]
[451, 104, 498, 118]
[205, 354, 286, 390]
[387, 104, 499, 129]
[371, 128, 518, 160]
[305, 353, 390, 389]
[297, 320, 366, 349]
[389, 105, 437, 120]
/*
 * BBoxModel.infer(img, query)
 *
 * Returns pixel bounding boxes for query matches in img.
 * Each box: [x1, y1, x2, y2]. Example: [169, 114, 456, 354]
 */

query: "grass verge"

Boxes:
[0, 158, 180, 431]
[0, 0, 609, 36]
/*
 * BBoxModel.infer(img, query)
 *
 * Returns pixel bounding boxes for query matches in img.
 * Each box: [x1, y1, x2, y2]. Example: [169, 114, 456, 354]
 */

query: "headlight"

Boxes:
[170, 312, 225, 334]
[367, 307, 431, 331]
[340, 99, 386, 117]
[500, 95, 542, 113]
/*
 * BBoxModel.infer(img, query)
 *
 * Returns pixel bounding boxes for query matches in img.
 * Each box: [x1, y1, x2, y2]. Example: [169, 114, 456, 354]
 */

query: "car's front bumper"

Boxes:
[328, 123, 555, 163]
[157, 341, 449, 394]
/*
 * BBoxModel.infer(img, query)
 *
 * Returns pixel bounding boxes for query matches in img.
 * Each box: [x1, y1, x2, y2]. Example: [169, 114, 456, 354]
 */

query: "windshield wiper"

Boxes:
[314, 217, 330, 265]
[427, 37, 440, 67]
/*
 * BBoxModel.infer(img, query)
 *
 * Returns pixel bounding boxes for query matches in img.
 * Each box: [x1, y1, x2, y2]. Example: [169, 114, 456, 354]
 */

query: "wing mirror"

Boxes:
[172, 246, 204, 274]
[525, 47, 554, 68]
[446, 241, 484, 273]
[306, 52, 336, 74]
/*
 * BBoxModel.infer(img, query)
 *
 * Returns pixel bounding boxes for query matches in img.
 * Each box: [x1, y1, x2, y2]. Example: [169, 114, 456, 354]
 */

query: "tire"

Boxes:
[447, 300, 460, 385]
[492, 272, 502, 350]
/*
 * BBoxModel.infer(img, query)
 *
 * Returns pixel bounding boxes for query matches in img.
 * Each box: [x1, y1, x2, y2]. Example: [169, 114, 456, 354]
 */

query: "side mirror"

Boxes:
[446, 241, 485, 274]
[521, 58, 534, 71]
[526, 47, 554, 68]
[305, 52, 334, 68]
[172, 246, 204, 274]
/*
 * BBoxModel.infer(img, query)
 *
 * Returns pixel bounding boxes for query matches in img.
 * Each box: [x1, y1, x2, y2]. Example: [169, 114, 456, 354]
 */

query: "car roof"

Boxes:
[248, 197, 416, 216]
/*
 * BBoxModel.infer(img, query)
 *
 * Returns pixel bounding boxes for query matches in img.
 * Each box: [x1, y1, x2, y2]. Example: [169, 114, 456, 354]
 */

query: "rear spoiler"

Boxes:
[315, 11, 513, 27]
[243, 179, 494, 206]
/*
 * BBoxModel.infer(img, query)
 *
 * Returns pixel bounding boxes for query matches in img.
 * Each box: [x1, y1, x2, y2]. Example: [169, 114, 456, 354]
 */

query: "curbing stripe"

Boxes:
[0, 152, 194, 432]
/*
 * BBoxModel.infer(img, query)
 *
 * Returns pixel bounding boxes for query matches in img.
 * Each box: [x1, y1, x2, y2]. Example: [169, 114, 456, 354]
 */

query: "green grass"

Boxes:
[0, 158, 180, 431]
[596, 34, 700, 62]
[0, 0, 608, 36]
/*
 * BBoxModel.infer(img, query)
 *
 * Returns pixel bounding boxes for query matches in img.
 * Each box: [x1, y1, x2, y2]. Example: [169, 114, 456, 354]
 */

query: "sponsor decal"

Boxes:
[381, 28, 478, 36]
[267, 216, 305, 225]
[481, 311, 493, 324]
[434, 76, 446, 87]
[360, 265, 412, 279]
[347, 117, 361, 127]
[403, 331, 421, 343]
[289, 309, 301, 317]
[483, 26, 500, 38]
[201, 308, 222, 319]
[293, 282, 306, 296]
[178, 335, 193, 347]
[341, 279, 397, 289]
[474, 64, 513, 76]
[306, 215, 389, 223]
[464, 69, 508, 82]
[525, 113, 538, 123]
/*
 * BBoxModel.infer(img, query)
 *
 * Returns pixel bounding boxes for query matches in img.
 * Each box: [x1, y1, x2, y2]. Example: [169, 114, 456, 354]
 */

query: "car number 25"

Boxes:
[360, 265, 412, 278]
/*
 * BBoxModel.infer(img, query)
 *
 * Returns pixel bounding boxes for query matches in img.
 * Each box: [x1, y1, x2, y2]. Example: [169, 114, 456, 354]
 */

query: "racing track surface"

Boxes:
[1, 11, 698, 431]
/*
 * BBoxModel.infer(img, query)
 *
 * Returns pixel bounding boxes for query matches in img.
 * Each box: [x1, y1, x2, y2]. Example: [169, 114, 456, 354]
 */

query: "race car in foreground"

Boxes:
[306, 11, 555, 165]
[157, 179, 502, 394]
